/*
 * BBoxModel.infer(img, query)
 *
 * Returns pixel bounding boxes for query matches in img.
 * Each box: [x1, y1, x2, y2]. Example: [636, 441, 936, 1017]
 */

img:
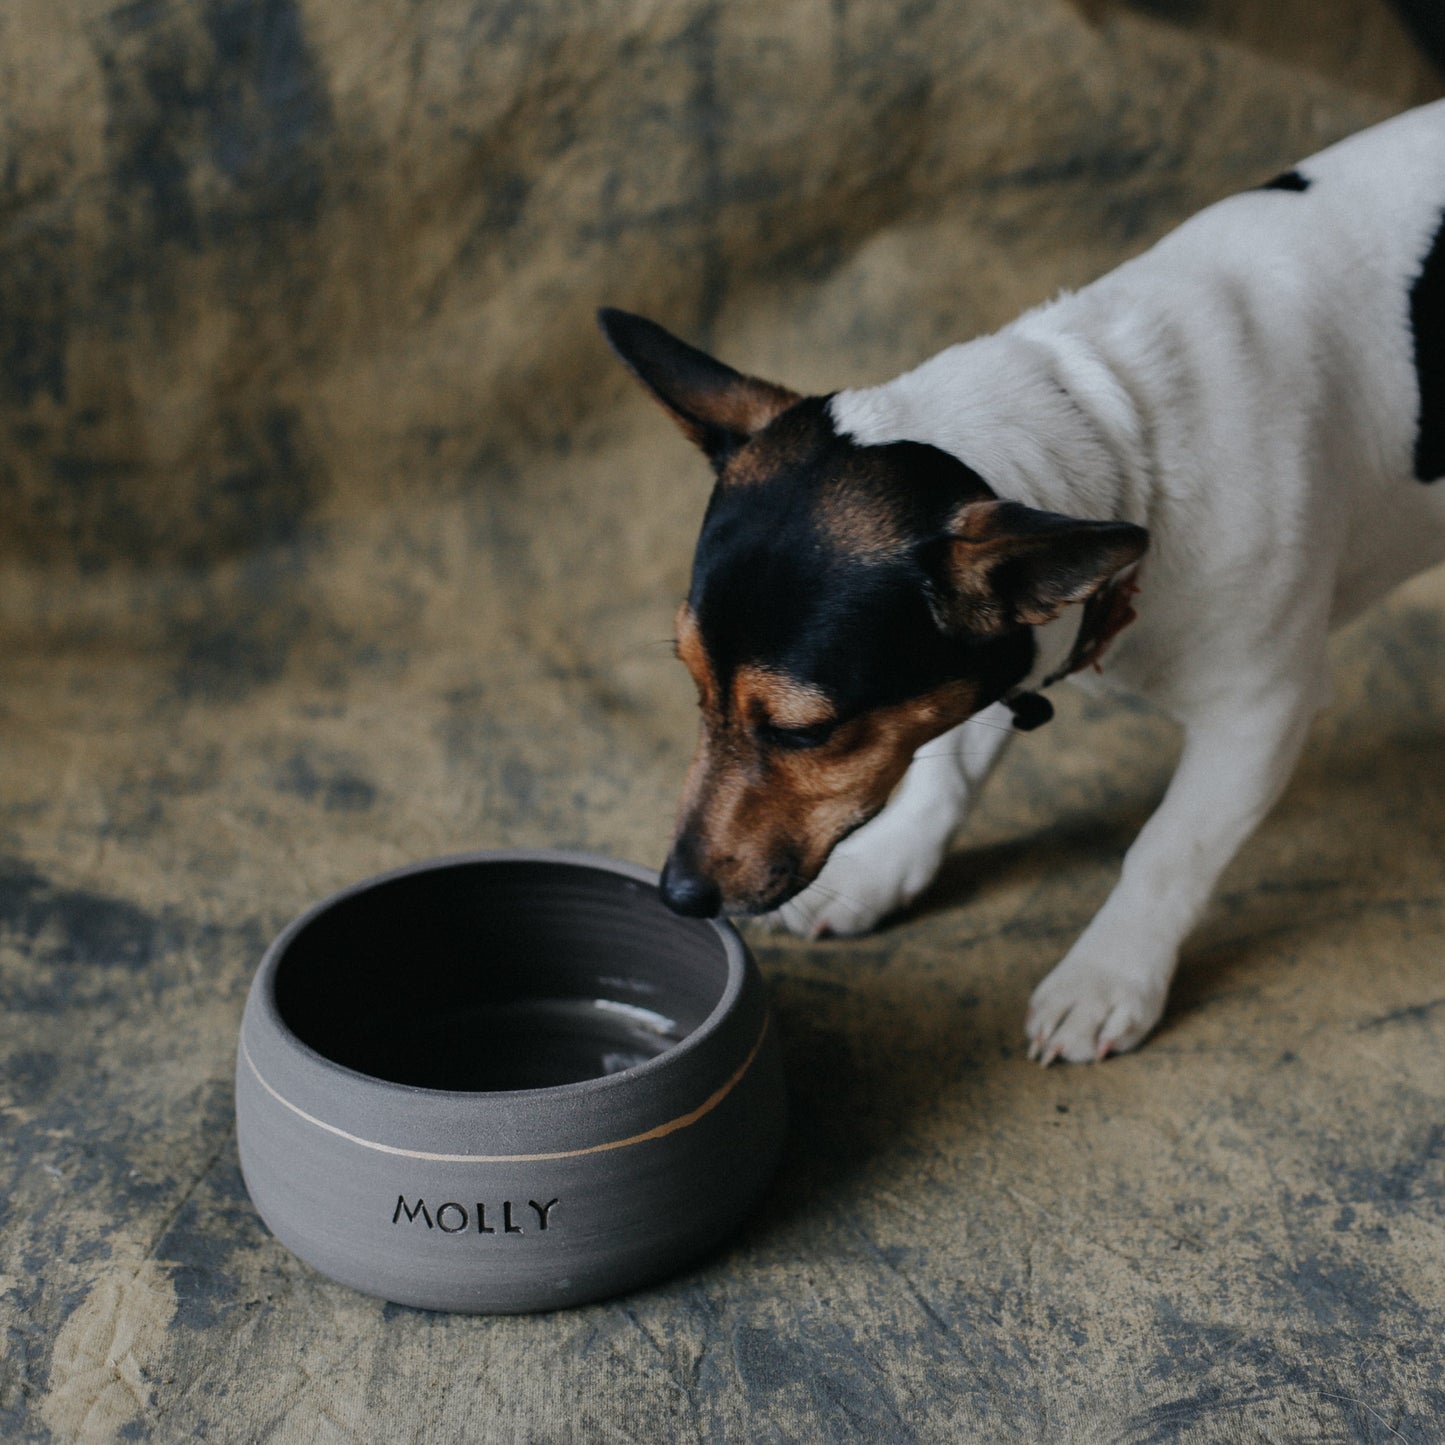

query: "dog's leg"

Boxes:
[761, 700, 1018, 938]
[1025, 683, 1323, 1063]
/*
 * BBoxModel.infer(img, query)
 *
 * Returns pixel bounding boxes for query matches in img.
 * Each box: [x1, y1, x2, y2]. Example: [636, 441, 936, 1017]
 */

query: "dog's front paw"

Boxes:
[1024, 956, 1168, 1064]
[756, 826, 949, 940]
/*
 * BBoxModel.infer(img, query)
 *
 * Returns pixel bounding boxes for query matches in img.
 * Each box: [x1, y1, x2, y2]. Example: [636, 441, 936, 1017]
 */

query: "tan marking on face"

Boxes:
[945, 499, 1000, 542]
[721, 406, 911, 556]
[710, 378, 800, 438]
[721, 446, 778, 488]
[731, 664, 835, 729]
[815, 483, 907, 562]
[717, 398, 818, 488]
[674, 604, 718, 713]
[672, 680, 977, 913]
[937, 499, 1148, 631]
[665, 378, 800, 460]
[930, 499, 1028, 632]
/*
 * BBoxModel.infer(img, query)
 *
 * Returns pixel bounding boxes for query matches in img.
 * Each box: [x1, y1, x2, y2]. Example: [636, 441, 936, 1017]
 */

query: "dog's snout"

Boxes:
[659, 845, 723, 918]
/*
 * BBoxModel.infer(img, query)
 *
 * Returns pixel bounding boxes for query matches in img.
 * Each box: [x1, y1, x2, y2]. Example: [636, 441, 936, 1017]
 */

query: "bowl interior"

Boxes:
[271, 859, 731, 1093]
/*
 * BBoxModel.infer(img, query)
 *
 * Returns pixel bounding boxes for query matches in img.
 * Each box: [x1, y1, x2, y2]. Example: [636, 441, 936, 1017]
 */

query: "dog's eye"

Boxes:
[762, 720, 837, 751]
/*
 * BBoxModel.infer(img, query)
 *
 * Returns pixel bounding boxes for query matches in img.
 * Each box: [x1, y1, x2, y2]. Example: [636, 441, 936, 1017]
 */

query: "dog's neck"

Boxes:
[829, 314, 1149, 524]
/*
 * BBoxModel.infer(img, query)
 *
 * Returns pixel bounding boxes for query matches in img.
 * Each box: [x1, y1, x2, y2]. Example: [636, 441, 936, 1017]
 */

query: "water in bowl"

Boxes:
[345, 996, 688, 1092]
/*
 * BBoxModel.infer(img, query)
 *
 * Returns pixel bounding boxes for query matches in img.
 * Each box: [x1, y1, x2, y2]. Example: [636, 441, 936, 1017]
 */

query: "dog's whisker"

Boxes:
[796, 881, 871, 924]
[962, 715, 1023, 734]
[596, 636, 683, 666]
[909, 713, 1025, 760]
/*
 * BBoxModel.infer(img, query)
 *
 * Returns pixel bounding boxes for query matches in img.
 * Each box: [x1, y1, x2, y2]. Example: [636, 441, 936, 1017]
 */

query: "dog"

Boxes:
[599, 100, 1445, 1064]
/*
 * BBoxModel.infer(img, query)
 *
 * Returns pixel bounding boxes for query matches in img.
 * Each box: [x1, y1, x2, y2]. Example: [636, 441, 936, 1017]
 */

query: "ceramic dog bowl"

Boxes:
[235, 850, 785, 1313]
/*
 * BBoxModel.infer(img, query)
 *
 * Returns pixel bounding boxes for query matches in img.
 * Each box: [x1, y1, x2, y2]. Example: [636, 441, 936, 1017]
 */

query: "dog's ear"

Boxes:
[598, 308, 799, 467]
[921, 499, 1148, 633]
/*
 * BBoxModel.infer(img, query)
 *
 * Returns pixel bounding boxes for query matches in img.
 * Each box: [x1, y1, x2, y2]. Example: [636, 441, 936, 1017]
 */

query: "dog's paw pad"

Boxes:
[1024, 962, 1166, 1064]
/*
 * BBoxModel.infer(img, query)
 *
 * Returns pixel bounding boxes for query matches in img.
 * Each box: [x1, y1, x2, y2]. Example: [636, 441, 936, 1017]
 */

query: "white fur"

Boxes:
[773, 102, 1445, 1062]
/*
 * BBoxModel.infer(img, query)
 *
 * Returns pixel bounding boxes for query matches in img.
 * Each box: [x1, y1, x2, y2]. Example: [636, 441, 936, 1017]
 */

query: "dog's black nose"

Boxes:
[659, 852, 722, 918]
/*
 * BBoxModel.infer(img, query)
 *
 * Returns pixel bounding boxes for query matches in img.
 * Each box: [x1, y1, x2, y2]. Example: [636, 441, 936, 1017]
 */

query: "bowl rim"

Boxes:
[246, 847, 753, 1107]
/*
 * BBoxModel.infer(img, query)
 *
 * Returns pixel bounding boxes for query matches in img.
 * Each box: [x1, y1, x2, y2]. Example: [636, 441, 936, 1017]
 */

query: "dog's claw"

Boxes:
[1025, 959, 1166, 1064]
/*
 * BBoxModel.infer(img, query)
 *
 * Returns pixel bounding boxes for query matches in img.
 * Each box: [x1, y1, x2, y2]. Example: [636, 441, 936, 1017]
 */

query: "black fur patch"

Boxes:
[1409, 209, 1445, 483]
[688, 399, 1036, 719]
[1260, 170, 1311, 193]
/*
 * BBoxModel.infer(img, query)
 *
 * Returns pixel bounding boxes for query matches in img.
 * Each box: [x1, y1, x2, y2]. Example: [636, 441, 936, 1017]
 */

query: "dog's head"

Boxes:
[599, 309, 1147, 918]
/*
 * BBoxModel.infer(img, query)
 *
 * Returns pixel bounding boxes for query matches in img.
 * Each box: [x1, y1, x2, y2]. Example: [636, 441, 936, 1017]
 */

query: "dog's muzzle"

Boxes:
[658, 843, 723, 918]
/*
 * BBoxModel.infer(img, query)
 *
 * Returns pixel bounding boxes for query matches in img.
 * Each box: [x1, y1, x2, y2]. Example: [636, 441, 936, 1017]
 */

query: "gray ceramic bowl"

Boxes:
[235, 850, 785, 1313]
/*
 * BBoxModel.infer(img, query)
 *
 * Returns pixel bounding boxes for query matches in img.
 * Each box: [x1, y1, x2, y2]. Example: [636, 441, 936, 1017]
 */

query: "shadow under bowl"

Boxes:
[235, 850, 786, 1313]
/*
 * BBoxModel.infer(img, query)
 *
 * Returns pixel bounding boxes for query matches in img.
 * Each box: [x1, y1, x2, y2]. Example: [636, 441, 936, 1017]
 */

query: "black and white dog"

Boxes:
[600, 101, 1445, 1063]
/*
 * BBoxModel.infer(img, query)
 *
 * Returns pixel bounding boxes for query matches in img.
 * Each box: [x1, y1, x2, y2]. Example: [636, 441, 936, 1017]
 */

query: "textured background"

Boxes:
[2, 1, 1444, 1440]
